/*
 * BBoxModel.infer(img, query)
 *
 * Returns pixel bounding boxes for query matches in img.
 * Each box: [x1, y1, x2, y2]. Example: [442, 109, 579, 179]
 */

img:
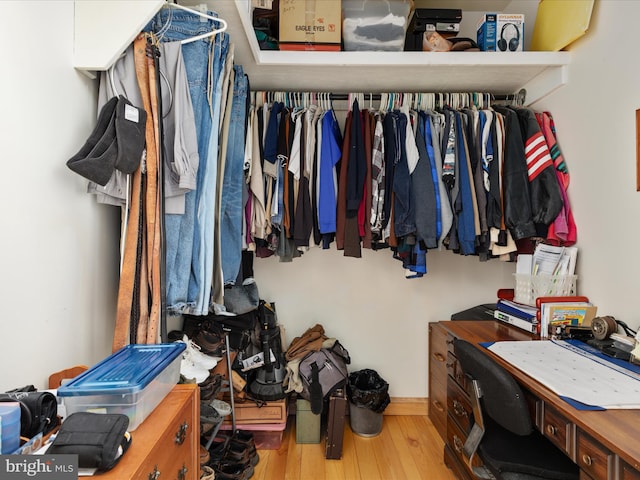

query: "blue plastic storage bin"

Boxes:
[57, 343, 185, 430]
[0, 402, 21, 453]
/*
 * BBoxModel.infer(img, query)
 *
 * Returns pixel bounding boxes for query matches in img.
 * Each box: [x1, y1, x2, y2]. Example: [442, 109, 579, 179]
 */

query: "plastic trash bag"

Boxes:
[347, 369, 391, 414]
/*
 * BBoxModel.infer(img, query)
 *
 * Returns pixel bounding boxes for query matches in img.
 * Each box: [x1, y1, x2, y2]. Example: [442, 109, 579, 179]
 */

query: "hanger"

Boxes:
[164, 2, 227, 44]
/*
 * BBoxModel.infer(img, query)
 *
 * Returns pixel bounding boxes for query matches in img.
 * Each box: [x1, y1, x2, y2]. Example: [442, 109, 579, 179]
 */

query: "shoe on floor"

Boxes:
[201, 402, 223, 425]
[200, 445, 210, 466]
[180, 334, 219, 370]
[180, 355, 209, 384]
[200, 465, 215, 480]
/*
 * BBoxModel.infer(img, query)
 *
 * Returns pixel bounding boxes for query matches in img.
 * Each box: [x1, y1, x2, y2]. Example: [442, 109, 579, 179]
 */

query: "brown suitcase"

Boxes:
[325, 388, 347, 459]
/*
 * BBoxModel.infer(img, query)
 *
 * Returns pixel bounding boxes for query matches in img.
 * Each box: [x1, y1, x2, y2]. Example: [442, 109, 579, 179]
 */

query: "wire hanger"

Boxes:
[164, 2, 227, 44]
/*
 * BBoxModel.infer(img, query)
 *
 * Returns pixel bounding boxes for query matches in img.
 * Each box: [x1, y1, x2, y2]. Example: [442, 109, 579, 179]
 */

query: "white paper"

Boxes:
[487, 340, 640, 408]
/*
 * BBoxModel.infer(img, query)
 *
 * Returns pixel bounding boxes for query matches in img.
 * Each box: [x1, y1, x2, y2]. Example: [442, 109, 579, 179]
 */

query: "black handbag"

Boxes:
[0, 391, 58, 438]
[48, 412, 132, 472]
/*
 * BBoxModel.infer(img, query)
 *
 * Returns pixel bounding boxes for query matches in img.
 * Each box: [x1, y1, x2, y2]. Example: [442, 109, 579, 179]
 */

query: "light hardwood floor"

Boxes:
[251, 415, 457, 480]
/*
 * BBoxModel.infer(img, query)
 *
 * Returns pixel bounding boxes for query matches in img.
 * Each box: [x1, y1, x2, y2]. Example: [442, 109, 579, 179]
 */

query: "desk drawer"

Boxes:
[542, 403, 574, 456]
[429, 322, 448, 440]
[447, 412, 483, 475]
[446, 351, 469, 391]
[620, 460, 640, 480]
[447, 379, 472, 434]
[576, 429, 613, 480]
[429, 375, 447, 439]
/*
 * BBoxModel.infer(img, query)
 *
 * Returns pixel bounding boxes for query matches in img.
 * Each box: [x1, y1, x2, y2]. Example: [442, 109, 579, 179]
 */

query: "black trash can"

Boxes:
[347, 369, 390, 437]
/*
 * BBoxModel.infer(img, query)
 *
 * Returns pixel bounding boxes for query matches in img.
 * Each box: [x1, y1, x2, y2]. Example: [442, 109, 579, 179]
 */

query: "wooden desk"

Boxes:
[429, 320, 640, 480]
[99, 383, 199, 480]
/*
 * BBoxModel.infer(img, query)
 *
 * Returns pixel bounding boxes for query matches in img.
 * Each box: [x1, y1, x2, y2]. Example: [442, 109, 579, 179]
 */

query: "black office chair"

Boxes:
[453, 339, 579, 480]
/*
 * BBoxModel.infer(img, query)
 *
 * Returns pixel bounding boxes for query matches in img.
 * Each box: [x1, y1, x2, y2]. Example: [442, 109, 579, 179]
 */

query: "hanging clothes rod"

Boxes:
[255, 88, 527, 107]
[324, 90, 526, 103]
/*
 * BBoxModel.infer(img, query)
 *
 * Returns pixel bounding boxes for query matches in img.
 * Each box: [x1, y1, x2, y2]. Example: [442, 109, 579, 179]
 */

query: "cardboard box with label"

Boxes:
[279, 0, 341, 51]
[477, 13, 524, 52]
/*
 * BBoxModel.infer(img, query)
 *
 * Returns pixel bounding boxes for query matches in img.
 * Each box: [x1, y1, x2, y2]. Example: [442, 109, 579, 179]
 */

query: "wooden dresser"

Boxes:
[100, 383, 199, 480]
[429, 320, 640, 480]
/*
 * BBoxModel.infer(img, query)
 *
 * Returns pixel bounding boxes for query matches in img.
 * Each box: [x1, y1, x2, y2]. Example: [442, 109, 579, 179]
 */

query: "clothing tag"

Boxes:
[124, 104, 139, 123]
[197, 3, 208, 21]
[252, 0, 273, 9]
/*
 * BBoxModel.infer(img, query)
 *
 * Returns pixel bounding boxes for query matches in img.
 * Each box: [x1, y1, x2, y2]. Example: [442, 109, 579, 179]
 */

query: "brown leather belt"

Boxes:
[112, 33, 164, 351]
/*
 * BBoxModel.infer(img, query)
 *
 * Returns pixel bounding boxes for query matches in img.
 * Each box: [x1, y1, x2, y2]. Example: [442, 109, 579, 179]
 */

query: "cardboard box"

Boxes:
[222, 397, 288, 425]
[477, 13, 524, 52]
[279, 0, 341, 51]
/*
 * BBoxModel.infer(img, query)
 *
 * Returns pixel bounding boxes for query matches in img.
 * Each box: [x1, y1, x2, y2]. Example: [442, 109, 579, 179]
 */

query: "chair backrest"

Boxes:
[48, 365, 89, 389]
[454, 339, 532, 436]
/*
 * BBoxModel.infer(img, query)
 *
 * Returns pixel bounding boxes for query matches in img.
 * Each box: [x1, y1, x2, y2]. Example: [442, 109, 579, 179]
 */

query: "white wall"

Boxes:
[532, 1, 640, 326]
[2, 0, 637, 399]
[0, 1, 118, 391]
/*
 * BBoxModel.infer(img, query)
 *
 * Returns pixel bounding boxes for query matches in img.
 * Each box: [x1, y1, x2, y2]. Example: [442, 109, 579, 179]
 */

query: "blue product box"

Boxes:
[477, 13, 497, 52]
[57, 343, 186, 430]
[477, 13, 524, 52]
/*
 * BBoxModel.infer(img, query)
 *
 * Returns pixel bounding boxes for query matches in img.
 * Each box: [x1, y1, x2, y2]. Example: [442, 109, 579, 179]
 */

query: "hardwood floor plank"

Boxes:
[242, 413, 455, 480]
[351, 425, 383, 479]
[385, 416, 428, 479]
[300, 443, 327, 479]
[398, 415, 456, 479]
[366, 417, 414, 480]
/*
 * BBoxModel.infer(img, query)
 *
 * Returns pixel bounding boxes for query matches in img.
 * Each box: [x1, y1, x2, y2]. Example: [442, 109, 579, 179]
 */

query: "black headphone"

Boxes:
[497, 23, 520, 51]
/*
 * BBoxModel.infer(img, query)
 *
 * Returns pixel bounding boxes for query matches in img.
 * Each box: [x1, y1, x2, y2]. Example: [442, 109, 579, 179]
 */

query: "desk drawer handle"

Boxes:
[432, 400, 445, 413]
[177, 465, 188, 480]
[453, 400, 468, 418]
[546, 424, 557, 436]
[148, 466, 160, 480]
[582, 454, 593, 466]
[434, 352, 445, 362]
[446, 339, 454, 345]
[175, 422, 188, 445]
[453, 435, 464, 453]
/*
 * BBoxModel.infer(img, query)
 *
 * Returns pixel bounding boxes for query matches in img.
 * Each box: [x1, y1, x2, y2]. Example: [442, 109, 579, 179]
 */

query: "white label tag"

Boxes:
[252, 0, 273, 9]
[241, 350, 276, 371]
[124, 104, 139, 123]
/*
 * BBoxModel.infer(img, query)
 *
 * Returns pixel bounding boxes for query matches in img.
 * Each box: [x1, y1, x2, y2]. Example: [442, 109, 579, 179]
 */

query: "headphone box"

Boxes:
[477, 13, 524, 52]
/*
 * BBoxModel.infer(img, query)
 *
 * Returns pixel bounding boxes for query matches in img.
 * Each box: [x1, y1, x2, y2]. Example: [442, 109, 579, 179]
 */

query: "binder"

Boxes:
[496, 299, 537, 321]
[494, 310, 538, 335]
[325, 388, 347, 460]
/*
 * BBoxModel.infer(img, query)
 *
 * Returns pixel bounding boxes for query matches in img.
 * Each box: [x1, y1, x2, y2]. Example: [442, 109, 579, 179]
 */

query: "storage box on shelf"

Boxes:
[279, 0, 341, 51]
[342, 0, 412, 51]
[56, 343, 185, 430]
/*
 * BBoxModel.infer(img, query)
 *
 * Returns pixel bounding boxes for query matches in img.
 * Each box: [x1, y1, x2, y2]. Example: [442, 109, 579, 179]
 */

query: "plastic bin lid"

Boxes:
[57, 343, 186, 397]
